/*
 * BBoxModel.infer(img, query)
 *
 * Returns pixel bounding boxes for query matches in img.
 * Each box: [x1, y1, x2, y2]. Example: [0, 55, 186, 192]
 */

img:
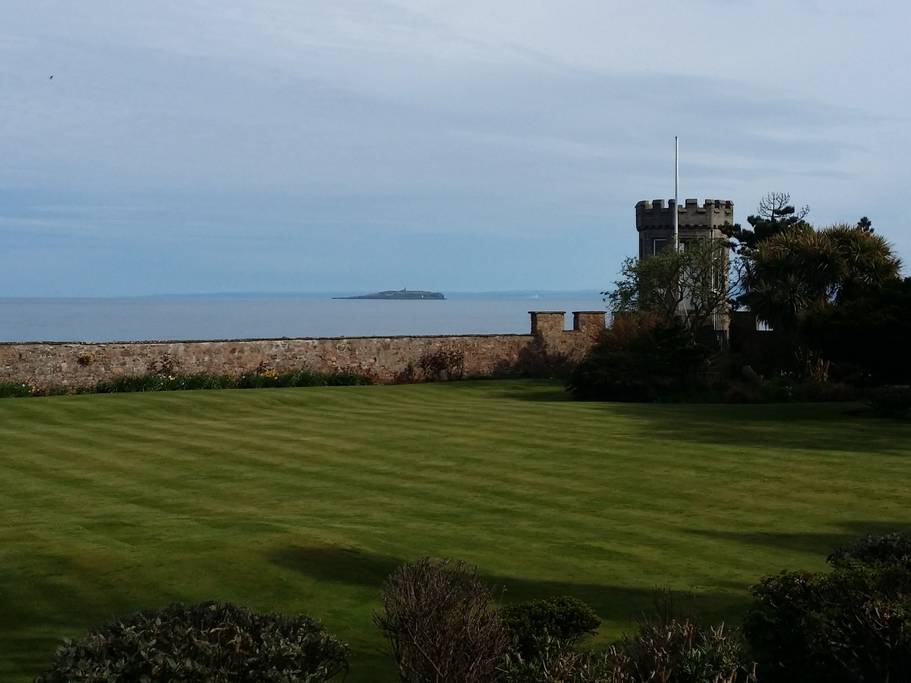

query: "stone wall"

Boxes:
[0, 311, 605, 390]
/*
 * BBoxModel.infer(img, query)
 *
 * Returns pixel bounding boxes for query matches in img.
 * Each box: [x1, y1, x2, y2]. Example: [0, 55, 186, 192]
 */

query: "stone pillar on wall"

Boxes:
[572, 311, 605, 339]
[530, 311, 565, 343]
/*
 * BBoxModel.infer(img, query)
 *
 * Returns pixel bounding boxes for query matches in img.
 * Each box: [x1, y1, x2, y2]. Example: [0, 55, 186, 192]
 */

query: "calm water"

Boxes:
[0, 294, 605, 342]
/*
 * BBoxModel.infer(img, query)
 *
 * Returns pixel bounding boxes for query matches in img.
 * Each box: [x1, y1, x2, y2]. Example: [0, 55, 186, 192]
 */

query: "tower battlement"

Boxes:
[635, 198, 733, 231]
[634, 198, 734, 260]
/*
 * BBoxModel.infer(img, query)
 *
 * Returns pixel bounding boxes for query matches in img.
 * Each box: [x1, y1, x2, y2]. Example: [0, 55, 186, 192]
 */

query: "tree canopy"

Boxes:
[606, 238, 738, 337]
[741, 223, 901, 332]
[722, 191, 812, 252]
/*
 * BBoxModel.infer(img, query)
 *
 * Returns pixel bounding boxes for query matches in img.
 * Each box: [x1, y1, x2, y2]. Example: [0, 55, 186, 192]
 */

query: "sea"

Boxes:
[0, 292, 606, 342]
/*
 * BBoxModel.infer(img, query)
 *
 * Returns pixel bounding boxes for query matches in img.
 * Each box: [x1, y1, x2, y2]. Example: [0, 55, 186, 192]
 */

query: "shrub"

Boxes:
[498, 635, 614, 682]
[374, 558, 508, 682]
[238, 365, 373, 389]
[501, 595, 600, 658]
[869, 385, 911, 418]
[93, 374, 166, 393]
[744, 561, 911, 682]
[828, 531, 911, 569]
[801, 277, 911, 385]
[0, 382, 33, 398]
[567, 315, 710, 402]
[499, 619, 755, 683]
[320, 371, 373, 387]
[607, 619, 756, 683]
[787, 379, 856, 402]
[36, 601, 349, 682]
[90, 368, 371, 394]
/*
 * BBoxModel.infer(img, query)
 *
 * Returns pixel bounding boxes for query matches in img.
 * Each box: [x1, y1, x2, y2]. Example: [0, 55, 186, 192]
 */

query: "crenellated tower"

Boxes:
[635, 198, 733, 260]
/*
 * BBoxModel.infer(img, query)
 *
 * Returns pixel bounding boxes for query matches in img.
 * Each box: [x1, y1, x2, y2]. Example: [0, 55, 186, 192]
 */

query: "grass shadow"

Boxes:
[687, 520, 911, 559]
[596, 401, 911, 455]
[267, 544, 748, 628]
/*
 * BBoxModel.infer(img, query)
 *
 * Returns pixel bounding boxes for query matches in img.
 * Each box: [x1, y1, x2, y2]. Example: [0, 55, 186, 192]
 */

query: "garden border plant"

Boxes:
[0, 365, 373, 398]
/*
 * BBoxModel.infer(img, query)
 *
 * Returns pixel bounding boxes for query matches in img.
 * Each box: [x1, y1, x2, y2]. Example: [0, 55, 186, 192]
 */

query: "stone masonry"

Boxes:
[0, 311, 605, 391]
[635, 198, 734, 259]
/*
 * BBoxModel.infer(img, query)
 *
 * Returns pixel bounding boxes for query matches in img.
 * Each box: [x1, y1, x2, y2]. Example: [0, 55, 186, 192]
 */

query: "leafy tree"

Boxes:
[607, 238, 740, 337]
[821, 223, 901, 301]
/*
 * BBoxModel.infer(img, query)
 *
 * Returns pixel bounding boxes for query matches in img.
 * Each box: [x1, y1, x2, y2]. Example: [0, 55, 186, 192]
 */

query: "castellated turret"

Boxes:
[635, 198, 734, 260]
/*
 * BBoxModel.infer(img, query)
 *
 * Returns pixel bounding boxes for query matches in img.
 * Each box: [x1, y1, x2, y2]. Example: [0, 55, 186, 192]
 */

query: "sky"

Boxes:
[1, 0, 910, 297]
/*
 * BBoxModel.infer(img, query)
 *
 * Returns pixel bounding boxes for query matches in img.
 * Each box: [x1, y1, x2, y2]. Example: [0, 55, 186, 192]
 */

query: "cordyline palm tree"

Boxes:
[743, 224, 901, 335]
[823, 224, 902, 300]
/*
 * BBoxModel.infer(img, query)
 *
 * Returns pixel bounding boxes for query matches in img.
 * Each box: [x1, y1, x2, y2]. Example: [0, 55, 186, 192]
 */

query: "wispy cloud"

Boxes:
[0, 0, 909, 295]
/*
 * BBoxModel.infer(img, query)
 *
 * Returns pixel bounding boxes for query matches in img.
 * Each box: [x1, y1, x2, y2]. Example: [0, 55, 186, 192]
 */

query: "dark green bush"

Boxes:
[802, 277, 911, 385]
[501, 596, 600, 658]
[869, 385, 911, 418]
[567, 315, 710, 402]
[0, 369, 371, 398]
[236, 368, 372, 389]
[93, 373, 237, 393]
[322, 372, 372, 387]
[93, 374, 171, 393]
[92, 369, 371, 394]
[744, 562, 911, 682]
[0, 382, 33, 398]
[828, 531, 911, 569]
[36, 601, 349, 682]
[720, 374, 857, 405]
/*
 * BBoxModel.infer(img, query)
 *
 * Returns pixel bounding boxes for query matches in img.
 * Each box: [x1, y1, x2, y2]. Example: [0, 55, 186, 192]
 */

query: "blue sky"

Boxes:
[2, 1, 909, 296]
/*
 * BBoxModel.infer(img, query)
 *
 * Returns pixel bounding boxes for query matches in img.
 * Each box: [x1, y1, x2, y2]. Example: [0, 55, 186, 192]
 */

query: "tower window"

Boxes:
[652, 238, 668, 255]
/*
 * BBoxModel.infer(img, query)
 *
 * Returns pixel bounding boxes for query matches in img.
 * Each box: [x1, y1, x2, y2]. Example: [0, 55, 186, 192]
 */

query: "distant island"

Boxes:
[334, 289, 445, 300]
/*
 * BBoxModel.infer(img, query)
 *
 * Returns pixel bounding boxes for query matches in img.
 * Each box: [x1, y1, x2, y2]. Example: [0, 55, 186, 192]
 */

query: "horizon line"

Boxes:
[0, 288, 604, 301]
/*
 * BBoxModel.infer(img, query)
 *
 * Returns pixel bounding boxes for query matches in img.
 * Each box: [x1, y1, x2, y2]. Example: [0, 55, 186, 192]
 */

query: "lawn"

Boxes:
[1, 379, 910, 681]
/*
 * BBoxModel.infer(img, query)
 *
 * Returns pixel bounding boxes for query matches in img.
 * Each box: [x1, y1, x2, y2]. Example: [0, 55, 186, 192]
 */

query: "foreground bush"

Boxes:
[374, 558, 508, 683]
[607, 619, 756, 683]
[744, 540, 911, 682]
[828, 531, 911, 568]
[868, 385, 911, 418]
[567, 315, 710, 402]
[498, 636, 613, 682]
[37, 601, 349, 682]
[499, 619, 755, 683]
[501, 595, 600, 659]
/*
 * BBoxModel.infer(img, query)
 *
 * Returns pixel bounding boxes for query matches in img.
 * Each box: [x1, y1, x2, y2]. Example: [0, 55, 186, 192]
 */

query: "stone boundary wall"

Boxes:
[0, 311, 605, 390]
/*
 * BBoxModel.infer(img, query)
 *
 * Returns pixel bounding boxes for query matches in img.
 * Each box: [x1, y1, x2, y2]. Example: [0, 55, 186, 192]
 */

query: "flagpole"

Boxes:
[674, 135, 679, 251]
